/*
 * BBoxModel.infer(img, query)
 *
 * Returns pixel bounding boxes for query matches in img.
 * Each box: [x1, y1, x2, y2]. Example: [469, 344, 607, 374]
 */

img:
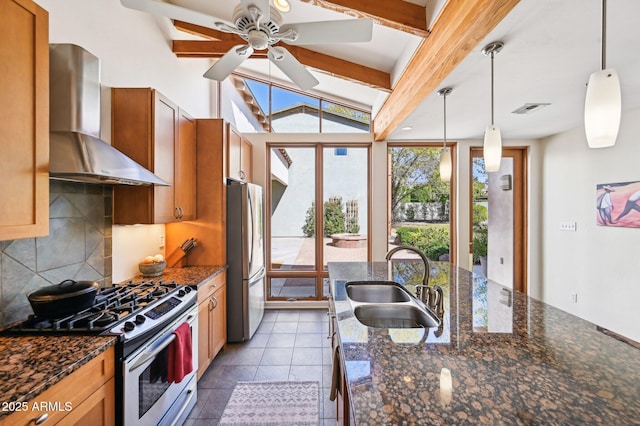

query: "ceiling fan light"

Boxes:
[439, 148, 452, 182]
[483, 125, 502, 172]
[584, 68, 621, 148]
[273, 0, 290, 13]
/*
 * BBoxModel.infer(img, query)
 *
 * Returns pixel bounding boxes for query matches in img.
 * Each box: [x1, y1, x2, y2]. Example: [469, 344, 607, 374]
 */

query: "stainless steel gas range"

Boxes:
[3, 280, 198, 426]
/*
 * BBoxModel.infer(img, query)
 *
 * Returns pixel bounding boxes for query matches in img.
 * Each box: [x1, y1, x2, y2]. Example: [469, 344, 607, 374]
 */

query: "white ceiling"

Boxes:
[165, 0, 640, 141]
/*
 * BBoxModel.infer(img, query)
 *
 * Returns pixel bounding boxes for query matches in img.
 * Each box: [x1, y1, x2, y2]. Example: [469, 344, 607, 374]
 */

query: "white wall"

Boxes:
[542, 108, 640, 342]
[36, 0, 216, 282]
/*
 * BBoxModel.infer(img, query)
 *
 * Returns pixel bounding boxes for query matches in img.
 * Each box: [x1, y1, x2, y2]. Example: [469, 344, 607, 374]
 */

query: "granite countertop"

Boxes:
[0, 265, 224, 419]
[126, 264, 226, 287]
[0, 335, 118, 419]
[328, 261, 640, 425]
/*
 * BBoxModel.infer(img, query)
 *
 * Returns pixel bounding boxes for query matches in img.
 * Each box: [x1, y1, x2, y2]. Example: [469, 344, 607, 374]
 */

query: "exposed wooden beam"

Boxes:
[300, 0, 428, 37]
[173, 20, 237, 41]
[372, 0, 521, 141]
[172, 36, 391, 91]
[173, 40, 267, 57]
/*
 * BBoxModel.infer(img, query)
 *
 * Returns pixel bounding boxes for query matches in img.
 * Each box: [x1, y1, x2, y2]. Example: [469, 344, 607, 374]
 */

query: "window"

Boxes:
[267, 144, 370, 301]
[235, 75, 371, 133]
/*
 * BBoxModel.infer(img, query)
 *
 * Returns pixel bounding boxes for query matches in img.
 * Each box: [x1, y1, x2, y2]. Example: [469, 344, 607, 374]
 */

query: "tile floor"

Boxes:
[185, 309, 336, 425]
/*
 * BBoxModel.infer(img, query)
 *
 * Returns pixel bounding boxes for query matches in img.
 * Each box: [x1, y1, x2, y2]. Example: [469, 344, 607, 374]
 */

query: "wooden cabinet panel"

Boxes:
[241, 137, 253, 183]
[0, 347, 115, 426]
[0, 0, 49, 240]
[227, 126, 242, 181]
[226, 125, 253, 182]
[196, 272, 226, 380]
[58, 377, 115, 426]
[166, 119, 226, 266]
[112, 88, 195, 224]
[176, 109, 196, 220]
[153, 92, 178, 223]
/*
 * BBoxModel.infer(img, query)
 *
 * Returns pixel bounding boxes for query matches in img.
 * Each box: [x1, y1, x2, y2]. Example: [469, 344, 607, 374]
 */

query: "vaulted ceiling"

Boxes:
[164, 0, 640, 143]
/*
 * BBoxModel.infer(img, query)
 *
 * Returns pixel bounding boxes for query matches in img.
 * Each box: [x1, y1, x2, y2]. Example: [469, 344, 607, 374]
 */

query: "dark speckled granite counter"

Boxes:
[125, 265, 226, 287]
[0, 335, 117, 419]
[0, 266, 224, 419]
[328, 261, 640, 425]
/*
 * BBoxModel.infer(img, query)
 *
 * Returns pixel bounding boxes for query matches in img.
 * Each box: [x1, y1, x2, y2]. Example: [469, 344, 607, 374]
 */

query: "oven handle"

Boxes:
[129, 333, 176, 372]
[128, 311, 196, 373]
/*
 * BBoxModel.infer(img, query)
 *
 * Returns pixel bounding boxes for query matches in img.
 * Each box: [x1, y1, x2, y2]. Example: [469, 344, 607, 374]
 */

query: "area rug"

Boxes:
[219, 381, 319, 426]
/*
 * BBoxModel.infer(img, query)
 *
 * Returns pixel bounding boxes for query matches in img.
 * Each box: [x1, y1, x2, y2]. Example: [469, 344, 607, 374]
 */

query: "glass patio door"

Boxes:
[267, 144, 370, 302]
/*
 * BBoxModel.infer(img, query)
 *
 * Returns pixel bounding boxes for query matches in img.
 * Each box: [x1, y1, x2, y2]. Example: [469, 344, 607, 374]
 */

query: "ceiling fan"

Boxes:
[121, 0, 374, 90]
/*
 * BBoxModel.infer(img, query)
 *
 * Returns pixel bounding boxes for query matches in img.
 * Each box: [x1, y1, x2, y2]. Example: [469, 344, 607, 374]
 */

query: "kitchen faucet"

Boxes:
[385, 245, 444, 318]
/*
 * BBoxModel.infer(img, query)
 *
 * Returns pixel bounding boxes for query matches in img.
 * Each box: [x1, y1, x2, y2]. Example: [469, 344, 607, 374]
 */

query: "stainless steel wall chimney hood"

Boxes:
[49, 44, 167, 186]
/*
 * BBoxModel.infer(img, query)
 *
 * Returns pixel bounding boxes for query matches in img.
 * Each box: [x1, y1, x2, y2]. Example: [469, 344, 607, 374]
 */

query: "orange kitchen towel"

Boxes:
[168, 322, 193, 383]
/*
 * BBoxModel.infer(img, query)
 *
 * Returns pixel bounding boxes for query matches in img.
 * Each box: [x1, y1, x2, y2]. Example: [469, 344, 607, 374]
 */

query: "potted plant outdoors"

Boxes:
[473, 223, 488, 277]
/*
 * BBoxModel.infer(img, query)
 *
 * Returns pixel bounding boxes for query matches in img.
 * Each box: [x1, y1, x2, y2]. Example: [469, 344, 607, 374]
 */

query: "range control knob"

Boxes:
[184, 286, 192, 293]
[177, 289, 186, 297]
[135, 314, 146, 325]
[123, 321, 135, 332]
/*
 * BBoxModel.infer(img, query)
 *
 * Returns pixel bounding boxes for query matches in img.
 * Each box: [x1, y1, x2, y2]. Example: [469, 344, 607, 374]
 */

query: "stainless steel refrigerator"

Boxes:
[226, 179, 266, 342]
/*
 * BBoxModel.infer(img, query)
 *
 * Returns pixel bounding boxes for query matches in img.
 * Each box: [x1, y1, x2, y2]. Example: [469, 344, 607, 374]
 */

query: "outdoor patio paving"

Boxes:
[270, 237, 367, 298]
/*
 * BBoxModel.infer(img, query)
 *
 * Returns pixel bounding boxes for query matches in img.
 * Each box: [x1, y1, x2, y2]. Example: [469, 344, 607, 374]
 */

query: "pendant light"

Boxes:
[482, 41, 504, 173]
[584, 0, 621, 148]
[438, 87, 453, 182]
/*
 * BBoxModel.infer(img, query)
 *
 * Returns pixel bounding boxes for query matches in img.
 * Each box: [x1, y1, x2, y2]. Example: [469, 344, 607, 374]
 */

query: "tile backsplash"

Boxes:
[0, 181, 112, 326]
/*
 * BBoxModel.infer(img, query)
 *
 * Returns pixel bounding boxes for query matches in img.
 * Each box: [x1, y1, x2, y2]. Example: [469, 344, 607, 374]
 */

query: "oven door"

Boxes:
[123, 304, 198, 426]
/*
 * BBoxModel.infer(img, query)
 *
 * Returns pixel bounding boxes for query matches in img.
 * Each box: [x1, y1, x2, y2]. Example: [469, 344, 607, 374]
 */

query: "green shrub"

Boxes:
[323, 197, 346, 237]
[395, 224, 450, 261]
[302, 202, 315, 237]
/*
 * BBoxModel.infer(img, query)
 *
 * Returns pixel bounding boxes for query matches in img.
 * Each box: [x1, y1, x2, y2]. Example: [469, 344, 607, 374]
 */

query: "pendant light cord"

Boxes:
[601, 0, 607, 70]
[490, 51, 495, 126]
[443, 92, 447, 147]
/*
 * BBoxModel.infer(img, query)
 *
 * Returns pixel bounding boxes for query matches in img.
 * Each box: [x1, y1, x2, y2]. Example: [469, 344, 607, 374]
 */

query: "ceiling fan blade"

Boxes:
[240, 0, 270, 24]
[279, 19, 373, 45]
[120, 0, 224, 29]
[203, 45, 254, 81]
[268, 46, 319, 91]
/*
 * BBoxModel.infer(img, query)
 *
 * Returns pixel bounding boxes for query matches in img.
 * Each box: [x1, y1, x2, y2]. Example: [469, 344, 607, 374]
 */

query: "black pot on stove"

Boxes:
[28, 279, 99, 318]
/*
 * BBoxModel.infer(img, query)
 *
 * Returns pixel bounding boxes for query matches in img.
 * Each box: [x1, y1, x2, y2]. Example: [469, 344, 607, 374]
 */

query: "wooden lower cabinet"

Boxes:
[0, 346, 115, 426]
[197, 272, 227, 380]
[57, 377, 115, 426]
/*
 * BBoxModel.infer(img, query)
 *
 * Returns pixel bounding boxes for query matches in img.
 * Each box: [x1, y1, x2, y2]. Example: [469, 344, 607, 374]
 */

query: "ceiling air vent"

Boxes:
[511, 103, 551, 115]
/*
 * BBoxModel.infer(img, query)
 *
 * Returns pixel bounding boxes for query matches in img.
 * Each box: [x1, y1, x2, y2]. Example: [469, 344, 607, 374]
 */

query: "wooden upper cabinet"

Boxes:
[241, 137, 253, 183]
[227, 125, 253, 182]
[111, 88, 196, 224]
[176, 108, 196, 220]
[0, 0, 49, 241]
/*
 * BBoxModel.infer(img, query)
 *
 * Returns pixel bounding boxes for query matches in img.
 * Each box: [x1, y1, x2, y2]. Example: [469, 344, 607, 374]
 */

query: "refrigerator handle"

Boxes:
[251, 266, 266, 283]
[247, 185, 255, 271]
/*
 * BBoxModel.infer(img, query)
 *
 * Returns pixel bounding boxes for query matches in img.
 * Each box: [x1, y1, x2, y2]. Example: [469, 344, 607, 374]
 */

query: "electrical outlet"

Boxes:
[159, 235, 165, 248]
[570, 292, 578, 303]
[560, 221, 577, 231]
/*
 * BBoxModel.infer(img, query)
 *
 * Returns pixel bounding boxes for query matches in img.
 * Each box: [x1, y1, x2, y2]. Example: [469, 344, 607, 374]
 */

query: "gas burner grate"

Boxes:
[2, 280, 183, 334]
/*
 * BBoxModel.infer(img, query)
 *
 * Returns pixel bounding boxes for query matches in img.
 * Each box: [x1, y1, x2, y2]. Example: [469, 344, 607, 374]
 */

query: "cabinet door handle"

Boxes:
[175, 206, 180, 220]
[239, 170, 246, 180]
[211, 296, 218, 309]
[209, 298, 214, 312]
[33, 413, 49, 424]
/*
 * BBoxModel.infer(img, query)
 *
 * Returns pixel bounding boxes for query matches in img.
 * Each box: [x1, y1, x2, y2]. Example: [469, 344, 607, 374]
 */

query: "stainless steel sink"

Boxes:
[345, 281, 411, 303]
[353, 304, 440, 329]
